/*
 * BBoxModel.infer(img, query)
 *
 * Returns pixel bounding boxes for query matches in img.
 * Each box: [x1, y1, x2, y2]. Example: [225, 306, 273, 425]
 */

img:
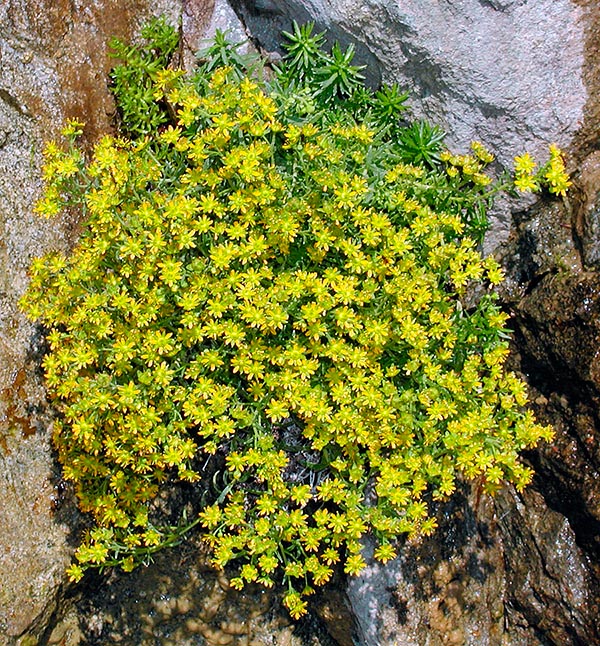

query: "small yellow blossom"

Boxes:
[514, 152, 536, 175]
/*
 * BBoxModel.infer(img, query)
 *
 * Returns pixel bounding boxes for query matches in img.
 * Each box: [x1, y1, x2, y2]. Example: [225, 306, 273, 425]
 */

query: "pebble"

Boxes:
[220, 619, 247, 635]
[199, 625, 234, 645]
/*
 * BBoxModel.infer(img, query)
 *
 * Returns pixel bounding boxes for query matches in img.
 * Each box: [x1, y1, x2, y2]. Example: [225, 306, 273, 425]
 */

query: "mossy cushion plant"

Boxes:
[22, 18, 568, 618]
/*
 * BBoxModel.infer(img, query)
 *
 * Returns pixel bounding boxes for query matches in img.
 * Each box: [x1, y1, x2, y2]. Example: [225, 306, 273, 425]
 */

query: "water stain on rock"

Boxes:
[0, 367, 37, 452]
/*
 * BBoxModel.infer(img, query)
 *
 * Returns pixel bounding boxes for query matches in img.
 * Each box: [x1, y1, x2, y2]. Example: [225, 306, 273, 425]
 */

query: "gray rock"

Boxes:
[230, 0, 585, 162]
[230, 0, 587, 249]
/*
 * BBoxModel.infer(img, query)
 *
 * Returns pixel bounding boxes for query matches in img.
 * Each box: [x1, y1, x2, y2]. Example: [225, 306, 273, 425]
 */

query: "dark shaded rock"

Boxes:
[46, 535, 339, 646]
[574, 151, 600, 270]
[500, 198, 581, 296]
[496, 487, 600, 645]
[507, 271, 600, 562]
[499, 138, 600, 565]
[347, 484, 600, 646]
[514, 272, 600, 395]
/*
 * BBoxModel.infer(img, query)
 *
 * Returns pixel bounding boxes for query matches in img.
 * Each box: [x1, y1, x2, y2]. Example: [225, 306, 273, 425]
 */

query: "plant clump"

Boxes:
[22, 18, 565, 618]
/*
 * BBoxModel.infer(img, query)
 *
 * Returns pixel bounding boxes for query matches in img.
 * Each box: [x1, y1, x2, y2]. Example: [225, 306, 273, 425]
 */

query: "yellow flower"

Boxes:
[344, 553, 366, 575]
[514, 173, 538, 193]
[545, 145, 571, 196]
[62, 118, 85, 139]
[514, 152, 536, 175]
[160, 125, 182, 145]
[374, 542, 397, 563]
[283, 591, 308, 619]
[66, 564, 84, 582]
[470, 141, 494, 164]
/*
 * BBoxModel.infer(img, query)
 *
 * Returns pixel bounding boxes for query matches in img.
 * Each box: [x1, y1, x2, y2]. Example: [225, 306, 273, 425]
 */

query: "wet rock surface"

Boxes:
[2, 0, 600, 645]
[496, 487, 599, 645]
[502, 245, 600, 573]
[347, 484, 600, 646]
[45, 537, 339, 646]
[347, 489, 507, 646]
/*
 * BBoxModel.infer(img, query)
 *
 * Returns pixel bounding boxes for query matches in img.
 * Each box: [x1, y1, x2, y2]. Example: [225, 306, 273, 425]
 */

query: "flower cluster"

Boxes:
[514, 144, 571, 196]
[22, 20, 558, 618]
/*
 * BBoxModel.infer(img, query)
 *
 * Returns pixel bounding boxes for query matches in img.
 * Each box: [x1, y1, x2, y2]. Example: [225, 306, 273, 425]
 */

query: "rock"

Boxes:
[229, 0, 586, 162]
[0, 1, 242, 644]
[347, 485, 600, 646]
[507, 270, 600, 559]
[575, 150, 600, 269]
[347, 489, 506, 646]
[496, 488, 600, 644]
[47, 536, 338, 646]
[498, 115, 600, 570]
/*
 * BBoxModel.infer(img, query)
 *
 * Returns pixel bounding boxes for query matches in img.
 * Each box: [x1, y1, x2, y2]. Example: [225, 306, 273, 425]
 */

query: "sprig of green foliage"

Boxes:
[109, 16, 178, 137]
[399, 120, 446, 167]
[22, 18, 568, 619]
[196, 29, 261, 79]
[280, 21, 327, 83]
